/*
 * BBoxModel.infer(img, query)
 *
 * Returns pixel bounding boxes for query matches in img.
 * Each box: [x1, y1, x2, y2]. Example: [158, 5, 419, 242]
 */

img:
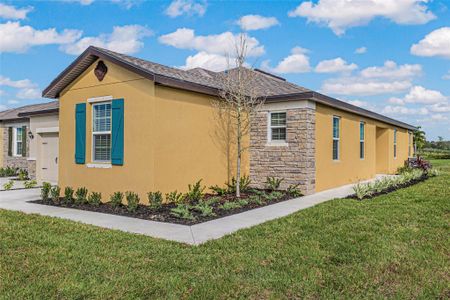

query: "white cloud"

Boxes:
[443, 71, 450, 80]
[430, 114, 448, 121]
[16, 88, 40, 99]
[288, 0, 435, 35]
[61, 25, 152, 55]
[261, 46, 311, 74]
[321, 77, 411, 96]
[64, 0, 139, 8]
[360, 60, 422, 79]
[411, 27, 450, 59]
[0, 75, 41, 100]
[66, 0, 95, 5]
[429, 102, 450, 113]
[180, 51, 228, 71]
[0, 104, 7, 111]
[389, 86, 448, 105]
[237, 15, 279, 31]
[7, 99, 20, 105]
[159, 28, 264, 57]
[0, 3, 33, 20]
[0, 21, 82, 53]
[355, 47, 367, 54]
[315, 57, 357, 73]
[382, 105, 429, 115]
[165, 0, 206, 18]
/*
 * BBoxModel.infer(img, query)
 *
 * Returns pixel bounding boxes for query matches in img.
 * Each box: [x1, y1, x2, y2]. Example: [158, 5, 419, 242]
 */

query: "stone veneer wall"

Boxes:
[250, 107, 316, 195]
[1, 127, 36, 179]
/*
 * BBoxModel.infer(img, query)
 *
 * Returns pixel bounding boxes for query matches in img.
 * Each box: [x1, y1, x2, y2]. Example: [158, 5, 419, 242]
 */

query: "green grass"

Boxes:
[1, 160, 449, 299]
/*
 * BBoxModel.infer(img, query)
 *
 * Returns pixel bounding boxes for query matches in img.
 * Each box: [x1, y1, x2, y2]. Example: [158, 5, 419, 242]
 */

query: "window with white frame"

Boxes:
[333, 116, 340, 160]
[269, 112, 287, 142]
[14, 127, 23, 156]
[92, 102, 112, 162]
[394, 128, 397, 159]
[360, 121, 365, 159]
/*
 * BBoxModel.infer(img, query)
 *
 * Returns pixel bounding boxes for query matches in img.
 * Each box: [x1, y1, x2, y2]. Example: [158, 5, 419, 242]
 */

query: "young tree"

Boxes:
[413, 126, 426, 154]
[213, 35, 265, 197]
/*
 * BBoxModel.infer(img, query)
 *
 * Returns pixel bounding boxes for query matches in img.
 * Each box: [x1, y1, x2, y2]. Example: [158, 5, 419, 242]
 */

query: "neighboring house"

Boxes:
[42, 46, 415, 200]
[0, 101, 59, 183]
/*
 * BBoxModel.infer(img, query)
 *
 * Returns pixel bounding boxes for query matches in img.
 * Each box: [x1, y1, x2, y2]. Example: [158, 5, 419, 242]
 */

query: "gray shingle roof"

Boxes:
[0, 101, 58, 122]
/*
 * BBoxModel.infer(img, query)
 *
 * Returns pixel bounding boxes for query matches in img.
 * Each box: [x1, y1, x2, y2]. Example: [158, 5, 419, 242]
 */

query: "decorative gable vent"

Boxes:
[94, 61, 108, 81]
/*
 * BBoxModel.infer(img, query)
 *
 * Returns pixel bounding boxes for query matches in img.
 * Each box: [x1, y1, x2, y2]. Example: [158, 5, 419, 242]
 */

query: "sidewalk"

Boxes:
[0, 177, 384, 245]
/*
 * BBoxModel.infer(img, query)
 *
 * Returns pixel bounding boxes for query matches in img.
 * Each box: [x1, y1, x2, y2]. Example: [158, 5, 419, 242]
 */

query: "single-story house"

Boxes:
[41, 46, 415, 200]
[0, 101, 59, 183]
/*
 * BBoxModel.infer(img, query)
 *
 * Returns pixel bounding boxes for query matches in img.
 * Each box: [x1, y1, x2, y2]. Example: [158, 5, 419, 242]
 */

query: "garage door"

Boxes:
[39, 132, 59, 183]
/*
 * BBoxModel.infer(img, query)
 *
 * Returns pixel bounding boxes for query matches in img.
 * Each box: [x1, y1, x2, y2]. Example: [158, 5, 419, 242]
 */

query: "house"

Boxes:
[42, 46, 415, 200]
[0, 101, 59, 183]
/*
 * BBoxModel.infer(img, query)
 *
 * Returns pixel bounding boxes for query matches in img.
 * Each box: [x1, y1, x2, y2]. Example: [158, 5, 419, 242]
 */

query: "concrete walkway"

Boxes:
[0, 177, 385, 245]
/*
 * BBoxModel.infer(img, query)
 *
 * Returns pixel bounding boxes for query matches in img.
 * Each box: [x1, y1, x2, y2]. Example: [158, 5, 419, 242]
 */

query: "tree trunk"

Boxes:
[236, 109, 241, 198]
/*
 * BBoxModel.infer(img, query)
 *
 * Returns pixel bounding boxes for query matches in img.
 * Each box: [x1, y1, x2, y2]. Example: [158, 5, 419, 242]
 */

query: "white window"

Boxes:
[360, 122, 365, 159]
[92, 102, 112, 162]
[394, 128, 397, 159]
[268, 112, 287, 143]
[333, 116, 340, 160]
[13, 127, 23, 156]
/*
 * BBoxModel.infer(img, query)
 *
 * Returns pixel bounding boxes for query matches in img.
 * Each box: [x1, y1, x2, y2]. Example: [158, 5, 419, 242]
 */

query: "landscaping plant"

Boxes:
[125, 191, 140, 212]
[286, 184, 303, 197]
[75, 187, 88, 204]
[50, 186, 61, 203]
[0, 166, 18, 177]
[170, 204, 195, 220]
[265, 176, 284, 191]
[193, 202, 215, 217]
[24, 180, 37, 189]
[110, 192, 124, 208]
[3, 180, 14, 190]
[226, 175, 251, 193]
[147, 191, 163, 209]
[64, 187, 74, 203]
[88, 192, 102, 206]
[209, 185, 228, 196]
[220, 201, 241, 210]
[41, 182, 51, 201]
[17, 169, 29, 181]
[165, 190, 185, 204]
[185, 180, 205, 203]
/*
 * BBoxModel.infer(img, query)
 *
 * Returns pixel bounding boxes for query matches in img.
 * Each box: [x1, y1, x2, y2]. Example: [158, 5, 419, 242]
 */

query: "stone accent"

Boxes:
[250, 107, 315, 195]
[1, 127, 36, 179]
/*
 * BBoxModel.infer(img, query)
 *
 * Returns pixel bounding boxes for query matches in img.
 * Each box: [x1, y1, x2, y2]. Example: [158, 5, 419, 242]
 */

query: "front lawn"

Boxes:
[1, 160, 449, 299]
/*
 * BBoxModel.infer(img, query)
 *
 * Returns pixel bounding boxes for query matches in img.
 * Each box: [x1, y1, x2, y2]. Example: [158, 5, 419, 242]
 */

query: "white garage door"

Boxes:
[39, 132, 59, 184]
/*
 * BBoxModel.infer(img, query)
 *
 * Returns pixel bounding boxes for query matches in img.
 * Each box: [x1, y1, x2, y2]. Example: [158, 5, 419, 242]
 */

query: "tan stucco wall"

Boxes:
[315, 104, 410, 192]
[58, 59, 248, 202]
[0, 125, 3, 167]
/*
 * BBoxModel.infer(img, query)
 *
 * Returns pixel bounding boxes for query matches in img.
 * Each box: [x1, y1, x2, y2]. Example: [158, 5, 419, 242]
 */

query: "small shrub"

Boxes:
[205, 196, 221, 206]
[165, 190, 185, 204]
[75, 187, 88, 204]
[148, 191, 163, 209]
[219, 201, 241, 210]
[170, 204, 195, 220]
[64, 187, 74, 203]
[50, 185, 61, 203]
[193, 202, 215, 217]
[17, 169, 29, 181]
[226, 175, 251, 193]
[110, 191, 124, 208]
[248, 195, 263, 205]
[0, 166, 18, 177]
[428, 168, 440, 177]
[41, 182, 52, 201]
[397, 164, 413, 175]
[24, 180, 37, 189]
[286, 184, 303, 197]
[353, 183, 372, 200]
[88, 192, 102, 206]
[237, 199, 249, 206]
[209, 185, 228, 196]
[125, 191, 140, 212]
[263, 191, 284, 201]
[185, 179, 205, 203]
[265, 176, 284, 191]
[3, 180, 14, 190]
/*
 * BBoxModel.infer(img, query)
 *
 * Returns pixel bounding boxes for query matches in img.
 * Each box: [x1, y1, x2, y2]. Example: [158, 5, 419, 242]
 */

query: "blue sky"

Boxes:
[0, 0, 449, 139]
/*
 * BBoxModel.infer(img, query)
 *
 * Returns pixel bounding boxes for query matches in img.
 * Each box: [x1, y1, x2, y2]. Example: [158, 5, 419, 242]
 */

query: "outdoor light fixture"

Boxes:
[28, 131, 34, 140]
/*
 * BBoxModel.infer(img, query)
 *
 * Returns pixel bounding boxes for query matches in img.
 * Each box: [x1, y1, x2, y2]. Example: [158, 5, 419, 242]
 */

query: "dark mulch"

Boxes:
[346, 175, 429, 200]
[30, 190, 299, 225]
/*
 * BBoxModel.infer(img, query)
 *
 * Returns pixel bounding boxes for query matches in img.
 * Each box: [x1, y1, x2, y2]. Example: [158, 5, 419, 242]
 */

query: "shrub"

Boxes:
[286, 184, 303, 197]
[185, 179, 205, 203]
[265, 176, 284, 191]
[3, 180, 14, 190]
[353, 183, 372, 200]
[110, 191, 124, 208]
[428, 168, 440, 177]
[147, 191, 163, 209]
[125, 191, 140, 212]
[226, 175, 251, 193]
[0, 166, 18, 177]
[75, 187, 88, 204]
[50, 186, 61, 203]
[64, 187, 74, 203]
[209, 185, 228, 196]
[263, 191, 284, 201]
[41, 182, 52, 201]
[397, 164, 413, 175]
[24, 180, 37, 189]
[165, 190, 185, 204]
[205, 196, 221, 206]
[248, 195, 263, 205]
[170, 204, 195, 220]
[88, 192, 102, 206]
[17, 169, 28, 181]
[193, 202, 215, 217]
[220, 201, 241, 210]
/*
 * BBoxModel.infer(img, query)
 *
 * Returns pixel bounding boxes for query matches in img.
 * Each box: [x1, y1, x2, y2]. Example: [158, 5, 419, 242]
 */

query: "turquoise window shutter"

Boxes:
[111, 99, 124, 165]
[75, 103, 86, 164]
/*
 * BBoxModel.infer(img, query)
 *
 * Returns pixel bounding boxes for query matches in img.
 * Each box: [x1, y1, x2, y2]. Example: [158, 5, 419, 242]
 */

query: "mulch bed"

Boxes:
[30, 190, 299, 225]
[346, 175, 429, 200]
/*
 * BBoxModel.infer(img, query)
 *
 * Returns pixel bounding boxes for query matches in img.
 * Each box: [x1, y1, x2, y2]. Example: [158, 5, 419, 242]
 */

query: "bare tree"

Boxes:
[213, 35, 265, 197]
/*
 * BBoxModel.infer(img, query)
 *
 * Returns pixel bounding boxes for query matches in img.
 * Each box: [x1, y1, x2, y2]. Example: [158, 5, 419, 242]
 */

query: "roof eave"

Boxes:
[18, 108, 59, 117]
